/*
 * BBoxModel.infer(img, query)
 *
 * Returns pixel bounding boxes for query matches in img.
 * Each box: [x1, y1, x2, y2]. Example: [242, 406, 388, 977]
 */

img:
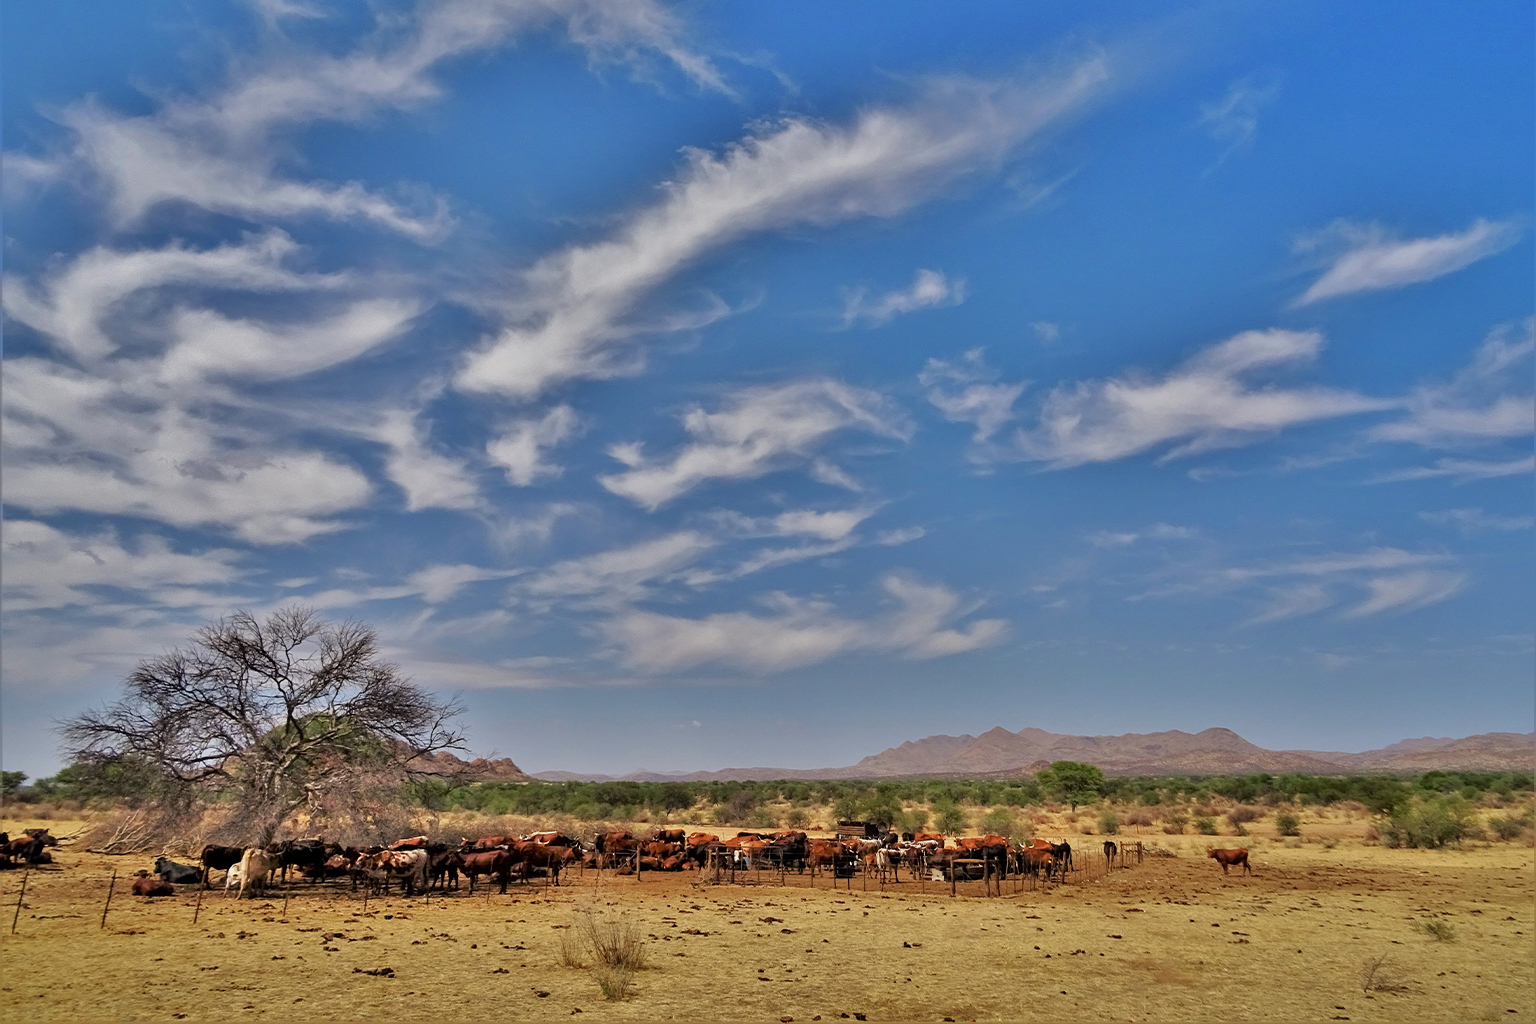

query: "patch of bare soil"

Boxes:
[2, 819, 1531, 1023]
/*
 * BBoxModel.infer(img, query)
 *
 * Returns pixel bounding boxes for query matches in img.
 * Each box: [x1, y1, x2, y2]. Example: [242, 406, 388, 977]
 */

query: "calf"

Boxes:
[132, 871, 175, 897]
[1207, 847, 1252, 876]
[154, 856, 202, 884]
[429, 847, 465, 890]
[224, 862, 244, 894]
[237, 848, 277, 899]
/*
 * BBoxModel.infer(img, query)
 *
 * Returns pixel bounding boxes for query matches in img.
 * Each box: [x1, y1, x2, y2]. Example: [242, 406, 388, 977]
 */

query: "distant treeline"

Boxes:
[405, 768, 1535, 823]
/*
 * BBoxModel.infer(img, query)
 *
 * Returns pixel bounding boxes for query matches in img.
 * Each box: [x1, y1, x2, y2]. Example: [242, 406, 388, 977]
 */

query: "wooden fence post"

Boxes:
[100, 870, 118, 930]
[11, 867, 31, 935]
[193, 883, 204, 925]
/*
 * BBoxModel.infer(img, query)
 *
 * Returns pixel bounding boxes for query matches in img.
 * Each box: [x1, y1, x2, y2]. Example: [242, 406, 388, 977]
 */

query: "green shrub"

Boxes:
[1163, 812, 1188, 835]
[1194, 815, 1218, 836]
[933, 800, 968, 836]
[1380, 796, 1482, 849]
[980, 807, 1015, 836]
[1487, 813, 1531, 841]
[1274, 811, 1301, 837]
[785, 807, 810, 830]
[1098, 810, 1119, 835]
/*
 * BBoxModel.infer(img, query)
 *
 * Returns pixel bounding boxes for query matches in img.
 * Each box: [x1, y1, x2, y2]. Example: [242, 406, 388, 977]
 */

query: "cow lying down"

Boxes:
[132, 871, 175, 897]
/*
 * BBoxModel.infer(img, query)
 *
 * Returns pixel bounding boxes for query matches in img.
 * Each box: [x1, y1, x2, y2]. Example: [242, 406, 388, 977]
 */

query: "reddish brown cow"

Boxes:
[387, 835, 430, 850]
[1207, 847, 1252, 875]
[514, 840, 573, 885]
[913, 831, 946, 847]
[651, 828, 686, 844]
[460, 849, 516, 893]
[132, 871, 175, 897]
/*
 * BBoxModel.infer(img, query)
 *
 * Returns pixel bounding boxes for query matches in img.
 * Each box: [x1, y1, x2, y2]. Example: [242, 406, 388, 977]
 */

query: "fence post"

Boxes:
[100, 870, 118, 930]
[11, 866, 31, 935]
[193, 882, 204, 925]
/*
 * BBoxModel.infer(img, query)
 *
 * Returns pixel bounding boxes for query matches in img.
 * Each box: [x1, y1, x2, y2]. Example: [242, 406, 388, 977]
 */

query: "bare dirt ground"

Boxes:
[2, 817, 1531, 1024]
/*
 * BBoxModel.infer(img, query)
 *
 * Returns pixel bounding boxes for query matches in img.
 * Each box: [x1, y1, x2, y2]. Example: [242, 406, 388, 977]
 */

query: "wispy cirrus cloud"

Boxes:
[841, 269, 965, 327]
[1014, 329, 1391, 467]
[23, 0, 722, 238]
[605, 573, 1007, 673]
[1419, 507, 1534, 534]
[1368, 321, 1534, 449]
[487, 405, 585, 486]
[919, 348, 1025, 445]
[1197, 73, 1280, 166]
[1369, 455, 1535, 485]
[455, 60, 1111, 399]
[1292, 218, 1521, 306]
[599, 378, 910, 509]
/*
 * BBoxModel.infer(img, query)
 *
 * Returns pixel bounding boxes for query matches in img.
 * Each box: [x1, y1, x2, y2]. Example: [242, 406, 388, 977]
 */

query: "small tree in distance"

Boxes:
[63, 607, 466, 845]
[1038, 760, 1107, 811]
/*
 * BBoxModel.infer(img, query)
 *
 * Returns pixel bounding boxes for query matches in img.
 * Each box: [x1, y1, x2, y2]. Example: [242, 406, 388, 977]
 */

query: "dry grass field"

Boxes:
[2, 811, 1532, 1024]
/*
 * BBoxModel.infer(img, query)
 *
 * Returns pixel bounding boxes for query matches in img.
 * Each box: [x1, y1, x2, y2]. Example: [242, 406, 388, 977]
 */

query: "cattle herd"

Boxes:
[113, 827, 1165, 901]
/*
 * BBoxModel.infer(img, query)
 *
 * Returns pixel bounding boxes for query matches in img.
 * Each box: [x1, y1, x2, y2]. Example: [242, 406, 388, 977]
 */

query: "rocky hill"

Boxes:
[529, 727, 1534, 781]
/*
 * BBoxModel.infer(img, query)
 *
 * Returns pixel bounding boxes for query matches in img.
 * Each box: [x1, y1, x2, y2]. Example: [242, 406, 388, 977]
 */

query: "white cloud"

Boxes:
[486, 405, 584, 486]
[599, 378, 909, 509]
[841, 269, 965, 326]
[406, 563, 522, 604]
[2, 358, 372, 543]
[1293, 218, 1521, 306]
[1030, 321, 1060, 344]
[605, 573, 1007, 673]
[33, 0, 722, 238]
[919, 348, 1025, 444]
[372, 408, 484, 512]
[456, 61, 1110, 399]
[1344, 571, 1467, 618]
[875, 526, 926, 546]
[162, 298, 421, 384]
[1419, 508, 1534, 533]
[1243, 583, 1335, 626]
[1, 520, 242, 613]
[1197, 75, 1279, 165]
[1368, 323, 1534, 448]
[1369, 456, 1535, 485]
[1088, 524, 1193, 548]
[1015, 329, 1391, 467]
[710, 506, 878, 542]
[1217, 547, 1464, 624]
[2, 231, 346, 364]
[523, 531, 716, 607]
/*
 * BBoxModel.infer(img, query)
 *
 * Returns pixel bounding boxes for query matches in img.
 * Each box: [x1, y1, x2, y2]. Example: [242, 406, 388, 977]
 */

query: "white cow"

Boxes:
[223, 862, 244, 894]
[237, 848, 277, 899]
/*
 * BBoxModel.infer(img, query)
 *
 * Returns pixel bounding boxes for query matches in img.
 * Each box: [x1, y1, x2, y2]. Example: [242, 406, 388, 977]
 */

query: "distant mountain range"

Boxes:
[528, 727, 1536, 782]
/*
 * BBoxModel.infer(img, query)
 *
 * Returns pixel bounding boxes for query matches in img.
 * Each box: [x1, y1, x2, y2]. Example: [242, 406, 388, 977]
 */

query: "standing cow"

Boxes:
[1207, 847, 1252, 876]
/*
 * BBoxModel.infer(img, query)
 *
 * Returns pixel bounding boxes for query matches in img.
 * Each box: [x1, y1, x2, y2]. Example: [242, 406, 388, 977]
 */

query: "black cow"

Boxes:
[268, 838, 329, 883]
[200, 844, 246, 887]
[154, 856, 202, 884]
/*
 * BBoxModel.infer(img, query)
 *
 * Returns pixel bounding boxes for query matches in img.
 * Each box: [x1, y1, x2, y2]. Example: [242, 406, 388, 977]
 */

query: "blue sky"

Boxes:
[3, 1, 1532, 779]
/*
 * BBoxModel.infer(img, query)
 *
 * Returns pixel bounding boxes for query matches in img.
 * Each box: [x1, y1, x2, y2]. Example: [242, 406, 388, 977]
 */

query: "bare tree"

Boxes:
[63, 607, 466, 845]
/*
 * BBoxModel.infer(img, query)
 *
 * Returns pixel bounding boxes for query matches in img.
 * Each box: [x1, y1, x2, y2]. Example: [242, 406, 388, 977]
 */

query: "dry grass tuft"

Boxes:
[593, 965, 637, 1001]
[575, 908, 649, 970]
[1420, 919, 1456, 942]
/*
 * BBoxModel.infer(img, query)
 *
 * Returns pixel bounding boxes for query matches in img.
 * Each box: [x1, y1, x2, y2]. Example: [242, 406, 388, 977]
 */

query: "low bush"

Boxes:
[1274, 811, 1301, 837]
[1194, 815, 1218, 836]
[1163, 812, 1188, 835]
[1227, 805, 1263, 825]
[1419, 919, 1456, 942]
[1380, 796, 1482, 849]
[1097, 811, 1119, 835]
[593, 966, 636, 1001]
[1487, 813, 1532, 841]
[1124, 810, 1153, 829]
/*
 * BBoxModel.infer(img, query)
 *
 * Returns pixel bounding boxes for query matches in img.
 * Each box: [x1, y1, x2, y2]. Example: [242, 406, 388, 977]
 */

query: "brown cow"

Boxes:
[386, 835, 430, 850]
[132, 871, 174, 897]
[913, 831, 946, 847]
[515, 840, 574, 886]
[460, 849, 516, 893]
[1207, 847, 1252, 875]
[651, 828, 686, 844]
